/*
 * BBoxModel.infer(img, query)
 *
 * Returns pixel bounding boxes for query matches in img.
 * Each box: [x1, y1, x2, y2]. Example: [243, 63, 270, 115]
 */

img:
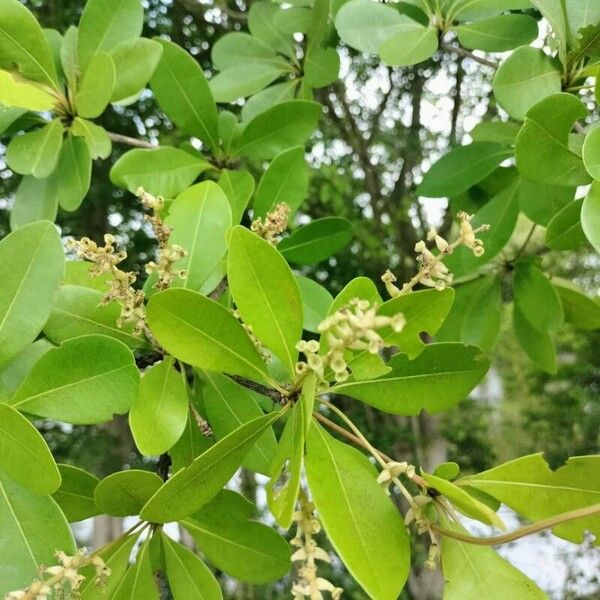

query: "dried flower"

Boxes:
[251, 202, 290, 244]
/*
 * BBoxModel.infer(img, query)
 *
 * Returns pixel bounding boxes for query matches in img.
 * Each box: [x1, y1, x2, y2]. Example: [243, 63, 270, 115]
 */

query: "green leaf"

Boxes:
[0, 220, 64, 367]
[417, 143, 512, 198]
[60, 25, 78, 91]
[253, 147, 308, 217]
[461, 454, 600, 544]
[553, 280, 600, 330]
[241, 79, 298, 122]
[279, 217, 353, 264]
[0, 105, 26, 135]
[441, 517, 548, 600]
[130, 358, 189, 456]
[110, 38, 163, 103]
[170, 408, 214, 473]
[335, 0, 408, 54]
[379, 23, 438, 67]
[151, 39, 219, 151]
[0, 70, 55, 111]
[582, 124, 600, 181]
[212, 32, 286, 71]
[545, 198, 587, 250]
[75, 51, 115, 118]
[0, 339, 52, 403]
[469, 120, 521, 146]
[582, 181, 600, 254]
[95, 470, 163, 516]
[166, 182, 232, 292]
[10, 334, 139, 424]
[71, 117, 112, 159]
[217, 169, 255, 224]
[422, 471, 504, 528]
[305, 423, 410, 600]
[0, 0, 59, 87]
[450, 0, 533, 20]
[112, 538, 159, 600]
[515, 93, 591, 186]
[79, 534, 140, 599]
[234, 100, 321, 159]
[512, 260, 563, 332]
[182, 505, 292, 584]
[517, 177, 574, 226]
[140, 410, 283, 523]
[0, 471, 76, 597]
[513, 305, 556, 373]
[52, 464, 100, 522]
[77, 0, 143, 70]
[210, 63, 289, 103]
[248, 2, 295, 57]
[460, 275, 502, 351]
[375, 287, 455, 358]
[333, 343, 489, 415]
[228, 226, 303, 376]
[304, 47, 340, 87]
[44, 285, 147, 349]
[6, 119, 63, 178]
[163, 534, 223, 600]
[295, 275, 334, 333]
[147, 288, 269, 381]
[266, 377, 314, 528]
[455, 14, 537, 52]
[54, 133, 92, 211]
[529, 0, 567, 58]
[110, 147, 209, 198]
[0, 403, 60, 495]
[492, 47, 561, 121]
[565, 2, 600, 41]
[200, 371, 277, 475]
[10, 174, 58, 229]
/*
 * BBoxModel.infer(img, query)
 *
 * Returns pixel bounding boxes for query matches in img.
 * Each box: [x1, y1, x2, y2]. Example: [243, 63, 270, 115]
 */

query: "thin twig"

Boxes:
[107, 131, 155, 149]
[208, 277, 228, 300]
[441, 42, 498, 69]
[432, 503, 600, 546]
[228, 374, 289, 404]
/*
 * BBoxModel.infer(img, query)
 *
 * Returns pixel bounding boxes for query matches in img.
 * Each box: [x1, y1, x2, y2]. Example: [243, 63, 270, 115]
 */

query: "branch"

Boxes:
[208, 276, 228, 300]
[228, 375, 288, 405]
[432, 503, 600, 546]
[107, 131, 155, 149]
[441, 42, 498, 69]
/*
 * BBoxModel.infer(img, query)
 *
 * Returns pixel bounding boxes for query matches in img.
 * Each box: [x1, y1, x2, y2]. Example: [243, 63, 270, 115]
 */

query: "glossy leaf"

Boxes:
[295, 274, 334, 333]
[0, 403, 60, 495]
[163, 534, 223, 600]
[10, 174, 58, 229]
[545, 199, 587, 250]
[515, 93, 591, 186]
[52, 464, 100, 522]
[10, 334, 139, 424]
[6, 119, 63, 178]
[166, 182, 232, 292]
[71, 117, 112, 159]
[217, 169, 255, 224]
[0, 221, 64, 367]
[333, 343, 489, 415]
[110, 38, 163, 103]
[170, 408, 214, 473]
[228, 226, 303, 375]
[130, 358, 189, 456]
[0, 471, 75, 597]
[110, 147, 209, 198]
[279, 217, 353, 264]
[147, 288, 269, 381]
[553, 281, 600, 330]
[44, 285, 147, 350]
[210, 63, 289, 103]
[201, 371, 277, 475]
[140, 410, 283, 522]
[151, 39, 219, 151]
[306, 423, 410, 600]
[0, 69, 55, 111]
[513, 305, 556, 373]
[379, 23, 438, 66]
[54, 133, 92, 211]
[417, 143, 511, 198]
[304, 47, 340, 87]
[75, 52, 115, 118]
[95, 470, 163, 516]
[461, 454, 600, 544]
[0, 0, 59, 87]
[582, 182, 600, 254]
[455, 14, 537, 52]
[77, 0, 143, 70]
[253, 147, 308, 217]
[234, 100, 321, 159]
[493, 47, 561, 121]
[517, 178, 574, 226]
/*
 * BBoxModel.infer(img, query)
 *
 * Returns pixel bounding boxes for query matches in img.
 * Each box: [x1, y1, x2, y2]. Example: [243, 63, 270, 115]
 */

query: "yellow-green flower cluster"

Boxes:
[251, 202, 290, 244]
[296, 299, 405, 389]
[5, 549, 110, 600]
[404, 495, 440, 570]
[291, 493, 342, 600]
